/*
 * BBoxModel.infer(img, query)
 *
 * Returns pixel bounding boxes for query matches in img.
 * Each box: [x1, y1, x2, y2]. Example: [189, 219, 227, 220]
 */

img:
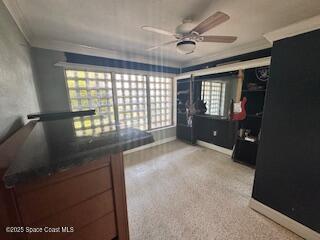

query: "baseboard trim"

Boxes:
[124, 136, 176, 155]
[249, 198, 320, 240]
[196, 140, 233, 156]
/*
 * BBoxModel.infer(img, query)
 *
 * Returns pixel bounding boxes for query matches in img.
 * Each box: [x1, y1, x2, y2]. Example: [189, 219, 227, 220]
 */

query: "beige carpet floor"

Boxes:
[124, 140, 301, 240]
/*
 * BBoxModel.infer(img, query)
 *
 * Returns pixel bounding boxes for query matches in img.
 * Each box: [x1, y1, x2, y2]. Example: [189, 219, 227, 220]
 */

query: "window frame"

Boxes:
[64, 66, 174, 133]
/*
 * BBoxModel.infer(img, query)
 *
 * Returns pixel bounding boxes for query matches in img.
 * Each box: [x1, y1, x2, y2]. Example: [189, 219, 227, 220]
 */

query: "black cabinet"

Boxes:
[177, 74, 238, 147]
[194, 115, 237, 149]
[176, 125, 195, 144]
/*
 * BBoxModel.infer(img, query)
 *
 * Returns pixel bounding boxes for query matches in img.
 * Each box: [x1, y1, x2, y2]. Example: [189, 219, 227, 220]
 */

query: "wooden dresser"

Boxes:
[7, 153, 129, 240]
[0, 118, 153, 240]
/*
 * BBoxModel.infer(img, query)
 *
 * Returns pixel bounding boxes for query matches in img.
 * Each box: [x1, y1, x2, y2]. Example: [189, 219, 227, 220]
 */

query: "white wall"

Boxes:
[0, 1, 39, 146]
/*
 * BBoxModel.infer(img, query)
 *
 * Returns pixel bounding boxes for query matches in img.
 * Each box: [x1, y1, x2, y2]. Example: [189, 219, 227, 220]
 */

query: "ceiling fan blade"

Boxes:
[142, 26, 175, 36]
[147, 40, 177, 51]
[201, 35, 237, 43]
[192, 11, 230, 35]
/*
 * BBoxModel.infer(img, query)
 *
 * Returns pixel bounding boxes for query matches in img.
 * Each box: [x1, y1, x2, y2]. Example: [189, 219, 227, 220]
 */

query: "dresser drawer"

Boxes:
[15, 157, 111, 195]
[27, 190, 114, 240]
[17, 166, 112, 225]
[65, 212, 117, 240]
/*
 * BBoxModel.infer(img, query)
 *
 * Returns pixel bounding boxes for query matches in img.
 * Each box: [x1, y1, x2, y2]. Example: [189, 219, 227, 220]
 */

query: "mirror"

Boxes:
[199, 74, 238, 118]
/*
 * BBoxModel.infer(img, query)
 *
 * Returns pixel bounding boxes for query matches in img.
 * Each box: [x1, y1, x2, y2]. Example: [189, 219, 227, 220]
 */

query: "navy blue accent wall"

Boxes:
[252, 30, 320, 232]
[181, 48, 271, 73]
[65, 48, 271, 75]
[64, 52, 180, 74]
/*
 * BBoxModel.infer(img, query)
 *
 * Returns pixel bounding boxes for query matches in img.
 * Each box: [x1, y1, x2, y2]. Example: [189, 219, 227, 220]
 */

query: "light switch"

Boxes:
[213, 130, 217, 136]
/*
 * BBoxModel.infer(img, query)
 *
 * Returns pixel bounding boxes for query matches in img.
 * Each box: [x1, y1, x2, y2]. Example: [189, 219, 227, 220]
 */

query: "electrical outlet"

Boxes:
[213, 130, 217, 136]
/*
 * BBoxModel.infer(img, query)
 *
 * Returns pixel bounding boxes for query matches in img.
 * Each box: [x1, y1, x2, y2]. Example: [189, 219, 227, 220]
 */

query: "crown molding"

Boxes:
[31, 37, 181, 68]
[2, 0, 181, 67]
[2, 0, 33, 43]
[264, 14, 320, 44]
[181, 38, 272, 68]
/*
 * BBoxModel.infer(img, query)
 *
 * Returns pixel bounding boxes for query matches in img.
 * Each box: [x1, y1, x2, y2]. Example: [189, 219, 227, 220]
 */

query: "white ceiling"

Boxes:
[5, 0, 320, 67]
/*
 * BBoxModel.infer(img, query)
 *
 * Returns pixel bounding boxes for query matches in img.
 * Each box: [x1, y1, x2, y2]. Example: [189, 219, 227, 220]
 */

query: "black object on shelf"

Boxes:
[232, 139, 258, 166]
[28, 110, 96, 121]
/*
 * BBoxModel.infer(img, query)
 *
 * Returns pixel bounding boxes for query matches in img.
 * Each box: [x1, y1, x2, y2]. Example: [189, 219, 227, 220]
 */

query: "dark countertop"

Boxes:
[194, 114, 231, 121]
[3, 118, 154, 188]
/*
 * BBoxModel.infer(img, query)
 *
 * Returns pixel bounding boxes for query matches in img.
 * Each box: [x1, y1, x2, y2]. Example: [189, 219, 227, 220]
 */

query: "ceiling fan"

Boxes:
[142, 11, 237, 54]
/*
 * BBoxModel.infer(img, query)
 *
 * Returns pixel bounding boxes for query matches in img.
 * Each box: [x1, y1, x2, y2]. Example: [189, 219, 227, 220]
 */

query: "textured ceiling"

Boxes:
[9, 0, 320, 66]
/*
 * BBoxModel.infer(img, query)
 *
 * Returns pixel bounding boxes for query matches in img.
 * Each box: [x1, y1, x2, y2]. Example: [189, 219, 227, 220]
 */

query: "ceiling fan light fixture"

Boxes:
[175, 22, 194, 34]
[142, 11, 236, 54]
[176, 40, 196, 54]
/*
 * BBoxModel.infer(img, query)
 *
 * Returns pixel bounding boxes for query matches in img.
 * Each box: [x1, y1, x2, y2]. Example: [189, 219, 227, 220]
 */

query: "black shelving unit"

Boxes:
[176, 78, 196, 144]
[232, 66, 270, 166]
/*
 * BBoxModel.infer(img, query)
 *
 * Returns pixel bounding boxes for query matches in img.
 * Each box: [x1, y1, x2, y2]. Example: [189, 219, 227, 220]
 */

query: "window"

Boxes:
[65, 69, 173, 135]
[149, 76, 172, 129]
[115, 73, 148, 130]
[201, 81, 226, 116]
[65, 70, 116, 136]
